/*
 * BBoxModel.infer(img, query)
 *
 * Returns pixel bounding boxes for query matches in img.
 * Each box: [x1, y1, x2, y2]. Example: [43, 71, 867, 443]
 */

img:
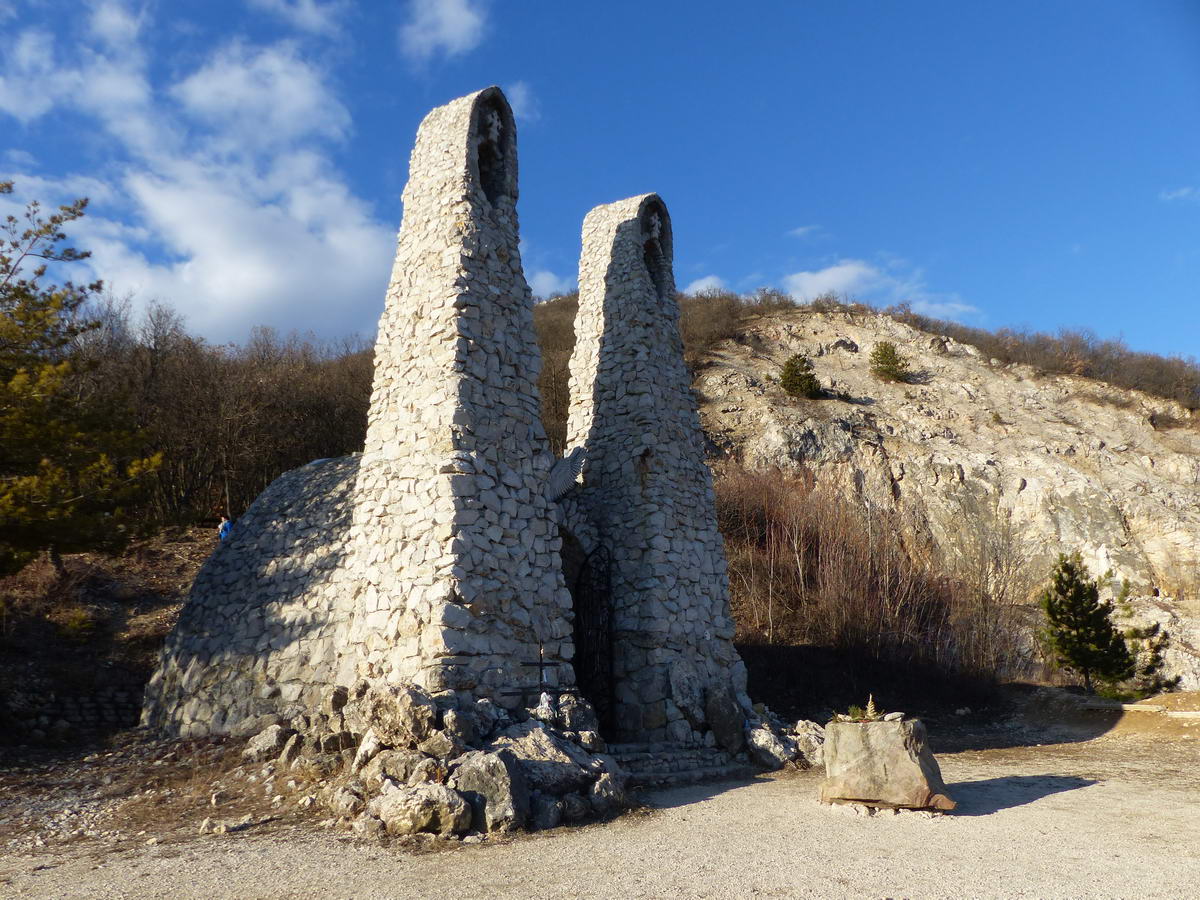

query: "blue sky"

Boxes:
[2, 1, 1197, 359]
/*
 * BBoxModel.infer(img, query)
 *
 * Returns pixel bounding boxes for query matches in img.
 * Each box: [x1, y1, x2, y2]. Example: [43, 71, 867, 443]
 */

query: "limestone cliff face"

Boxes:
[694, 308, 1200, 687]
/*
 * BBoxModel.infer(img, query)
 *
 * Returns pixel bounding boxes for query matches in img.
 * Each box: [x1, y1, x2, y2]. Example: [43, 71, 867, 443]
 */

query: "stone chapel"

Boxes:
[142, 86, 749, 747]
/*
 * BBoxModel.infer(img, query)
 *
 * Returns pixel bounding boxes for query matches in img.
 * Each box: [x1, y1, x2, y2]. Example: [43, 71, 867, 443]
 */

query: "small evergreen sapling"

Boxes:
[780, 354, 821, 398]
[869, 341, 911, 383]
[1039, 553, 1134, 692]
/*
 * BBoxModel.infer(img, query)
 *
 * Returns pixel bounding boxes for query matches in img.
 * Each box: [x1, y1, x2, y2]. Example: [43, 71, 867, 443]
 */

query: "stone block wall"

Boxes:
[339, 86, 572, 700]
[142, 457, 360, 737]
[564, 194, 747, 742]
[3, 685, 142, 744]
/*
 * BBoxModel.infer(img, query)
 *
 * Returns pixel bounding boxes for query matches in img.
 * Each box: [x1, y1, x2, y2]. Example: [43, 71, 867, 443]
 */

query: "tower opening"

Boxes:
[559, 527, 614, 735]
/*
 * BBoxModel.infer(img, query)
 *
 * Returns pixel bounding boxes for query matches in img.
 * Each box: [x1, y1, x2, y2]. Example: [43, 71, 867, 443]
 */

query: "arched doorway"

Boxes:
[559, 527, 614, 735]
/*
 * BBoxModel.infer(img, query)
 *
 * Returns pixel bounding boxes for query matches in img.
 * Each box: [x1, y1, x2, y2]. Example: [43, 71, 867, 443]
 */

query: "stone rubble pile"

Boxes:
[238, 681, 632, 838]
[231, 685, 829, 838]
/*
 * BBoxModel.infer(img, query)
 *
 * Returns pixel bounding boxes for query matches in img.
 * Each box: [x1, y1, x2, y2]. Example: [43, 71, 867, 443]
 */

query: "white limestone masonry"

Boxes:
[339, 86, 572, 700]
[144, 89, 749, 749]
[564, 195, 747, 742]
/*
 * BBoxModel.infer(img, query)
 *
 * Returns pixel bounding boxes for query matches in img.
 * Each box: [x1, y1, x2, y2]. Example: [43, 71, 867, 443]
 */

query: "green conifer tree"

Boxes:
[780, 354, 821, 398]
[869, 341, 911, 383]
[1039, 553, 1134, 692]
[0, 183, 159, 575]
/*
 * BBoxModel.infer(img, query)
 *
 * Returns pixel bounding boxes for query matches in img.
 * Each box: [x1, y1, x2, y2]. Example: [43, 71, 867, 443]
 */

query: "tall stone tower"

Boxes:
[142, 87, 576, 738]
[565, 194, 746, 743]
[341, 86, 573, 698]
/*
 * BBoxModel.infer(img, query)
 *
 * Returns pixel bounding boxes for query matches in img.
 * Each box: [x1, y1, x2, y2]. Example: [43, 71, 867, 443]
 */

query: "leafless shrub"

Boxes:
[533, 293, 578, 456]
[70, 298, 373, 523]
[715, 466, 1029, 682]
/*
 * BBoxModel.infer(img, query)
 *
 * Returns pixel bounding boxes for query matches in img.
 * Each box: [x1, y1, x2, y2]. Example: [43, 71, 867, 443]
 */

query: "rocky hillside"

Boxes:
[694, 308, 1200, 687]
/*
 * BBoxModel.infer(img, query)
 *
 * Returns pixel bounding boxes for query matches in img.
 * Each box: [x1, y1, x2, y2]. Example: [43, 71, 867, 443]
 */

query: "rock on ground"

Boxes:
[448, 750, 529, 833]
[819, 719, 955, 810]
[369, 783, 471, 837]
[487, 722, 595, 795]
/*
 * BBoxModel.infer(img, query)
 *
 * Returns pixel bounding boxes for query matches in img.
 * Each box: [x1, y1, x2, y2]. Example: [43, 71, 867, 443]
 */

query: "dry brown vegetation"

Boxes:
[532, 292, 578, 455]
[0, 527, 210, 719]
[75, 298, 373, 524]
[715, 468, 1029, 685]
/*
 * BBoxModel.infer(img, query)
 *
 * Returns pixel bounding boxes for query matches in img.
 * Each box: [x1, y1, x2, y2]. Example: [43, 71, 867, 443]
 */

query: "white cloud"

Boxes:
[683, 275, 726, 294]
[0, 29, 79, 122]
[399, 0, 488, 64]
[0, 3, 394, 342]
[783, 260, 879, 298]
[783, 257, 980, 323]
[89, 0, 142, 48]
[529, 269, 574, 298]
[505, 80, 540, 123]
[1159, 186, 1197, 203]
[249, 0, 348, 35]
[3, 148, 37, 168]
[909, 299, 979, 320]
[0, 14, 152, 139]
[786, 225, 821, 239]
[171, 42, 351, 149]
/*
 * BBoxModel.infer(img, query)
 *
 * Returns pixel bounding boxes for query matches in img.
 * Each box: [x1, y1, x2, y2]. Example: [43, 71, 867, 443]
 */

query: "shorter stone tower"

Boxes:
[564, 194, 746, 743]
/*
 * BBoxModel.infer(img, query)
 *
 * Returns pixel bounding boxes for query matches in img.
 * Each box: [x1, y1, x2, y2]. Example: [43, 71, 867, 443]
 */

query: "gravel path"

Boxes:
[3, 734, 1197, 899]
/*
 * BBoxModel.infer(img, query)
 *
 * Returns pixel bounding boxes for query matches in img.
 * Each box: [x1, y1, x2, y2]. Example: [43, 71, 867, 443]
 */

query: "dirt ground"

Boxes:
[1, 694, 1196, 899]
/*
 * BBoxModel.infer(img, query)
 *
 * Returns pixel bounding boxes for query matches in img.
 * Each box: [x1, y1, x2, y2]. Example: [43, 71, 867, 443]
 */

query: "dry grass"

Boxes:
[715, 466, 1030, 685]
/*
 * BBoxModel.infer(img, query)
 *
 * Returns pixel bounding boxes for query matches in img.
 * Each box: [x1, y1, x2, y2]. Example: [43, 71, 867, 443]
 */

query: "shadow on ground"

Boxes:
[739, 644, 1123, 752]
[948, 774, 1098, 816]
[637, 774, 771, 811]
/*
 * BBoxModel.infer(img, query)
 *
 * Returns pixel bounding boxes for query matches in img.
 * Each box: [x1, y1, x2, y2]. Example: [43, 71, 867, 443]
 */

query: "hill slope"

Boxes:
[694, 307, 1200, 686]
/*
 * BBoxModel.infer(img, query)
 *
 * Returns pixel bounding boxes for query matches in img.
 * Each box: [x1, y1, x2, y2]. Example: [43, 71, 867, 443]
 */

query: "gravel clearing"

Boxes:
[2, 731, 1197, 899]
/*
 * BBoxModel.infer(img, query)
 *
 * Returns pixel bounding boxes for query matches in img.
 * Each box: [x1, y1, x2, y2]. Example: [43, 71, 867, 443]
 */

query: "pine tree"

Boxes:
[780, 354, 821, 398]
[869, 341, 911, 383]
[0, 182, 159, 575]
[1039, 553, 1134, 692]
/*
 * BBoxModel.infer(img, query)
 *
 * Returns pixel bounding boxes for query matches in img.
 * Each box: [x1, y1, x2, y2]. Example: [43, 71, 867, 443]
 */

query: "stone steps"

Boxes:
[609, 742, 759, 788]
[625, 762, 760, 788]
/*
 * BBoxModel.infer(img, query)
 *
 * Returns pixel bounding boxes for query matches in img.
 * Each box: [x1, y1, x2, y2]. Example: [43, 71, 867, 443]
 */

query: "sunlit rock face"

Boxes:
[696, 307, 1200, 688]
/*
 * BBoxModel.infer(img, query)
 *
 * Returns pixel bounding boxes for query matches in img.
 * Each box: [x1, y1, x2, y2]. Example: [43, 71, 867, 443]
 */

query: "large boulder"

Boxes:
[791, 720, 825, 768]
[242, 724, 295, 762]
[746, 723, 795, 770]
[529, 791, 562, 830]
[441, 709, 475, 746]
[370, 783, 471, 837]
[487, 721, 594, 794]
[557, 694, 599, 733]
[360, 749, 429, 791]
[819, 719, 956, 810]
[351, 684, 438, 749]
[587, 772, 627, 816]
[448, 750, 530, 833]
